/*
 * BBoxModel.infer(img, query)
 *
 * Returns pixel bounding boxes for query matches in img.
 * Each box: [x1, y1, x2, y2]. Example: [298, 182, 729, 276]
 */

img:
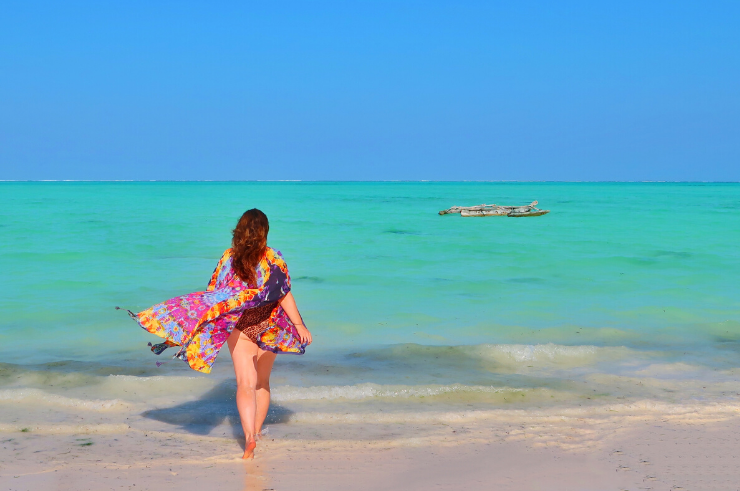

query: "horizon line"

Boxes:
[1, 179, 739, 184]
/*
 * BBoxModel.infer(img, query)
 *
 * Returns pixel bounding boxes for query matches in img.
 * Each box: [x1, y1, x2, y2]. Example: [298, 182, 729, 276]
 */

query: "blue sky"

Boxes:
[1, 0, 738, 181]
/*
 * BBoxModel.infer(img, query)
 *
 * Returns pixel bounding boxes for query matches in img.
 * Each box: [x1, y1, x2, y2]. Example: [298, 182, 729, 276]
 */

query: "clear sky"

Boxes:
[1, 0, 738, 181]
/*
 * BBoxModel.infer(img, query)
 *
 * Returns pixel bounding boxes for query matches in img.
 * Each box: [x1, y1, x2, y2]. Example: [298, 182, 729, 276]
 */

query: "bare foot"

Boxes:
[243, 437, 257, 459]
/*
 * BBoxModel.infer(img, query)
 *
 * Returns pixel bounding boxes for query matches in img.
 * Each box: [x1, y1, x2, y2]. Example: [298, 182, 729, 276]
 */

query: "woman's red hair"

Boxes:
[231, 209, 269, 286]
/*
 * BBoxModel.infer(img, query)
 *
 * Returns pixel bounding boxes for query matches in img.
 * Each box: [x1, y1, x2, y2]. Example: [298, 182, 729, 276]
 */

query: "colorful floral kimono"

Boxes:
[124, 247, 306, 373]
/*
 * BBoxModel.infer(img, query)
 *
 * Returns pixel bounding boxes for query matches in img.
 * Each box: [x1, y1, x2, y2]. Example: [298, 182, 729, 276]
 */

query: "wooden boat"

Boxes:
[440, 201, 550, 218]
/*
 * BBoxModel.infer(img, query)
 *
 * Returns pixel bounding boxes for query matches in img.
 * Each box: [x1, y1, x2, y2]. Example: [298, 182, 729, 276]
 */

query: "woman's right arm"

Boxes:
[279, 291, 312, 345]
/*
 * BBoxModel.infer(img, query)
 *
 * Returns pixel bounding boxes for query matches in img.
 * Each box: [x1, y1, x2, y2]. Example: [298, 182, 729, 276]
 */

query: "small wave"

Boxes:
[0, 365, 99, 388]
[360, 343, 637, 371]
[285, 400, 740, 425]
[472, 343, 610, 366]
[0, 366, 214, 401]
[272, 383, 525, 402]
[0, 389, 129, 411]
[104, 374, 206, 386]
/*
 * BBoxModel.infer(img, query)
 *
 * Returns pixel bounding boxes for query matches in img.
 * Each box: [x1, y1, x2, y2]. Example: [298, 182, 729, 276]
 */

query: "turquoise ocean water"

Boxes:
[1, 182, 739, 437]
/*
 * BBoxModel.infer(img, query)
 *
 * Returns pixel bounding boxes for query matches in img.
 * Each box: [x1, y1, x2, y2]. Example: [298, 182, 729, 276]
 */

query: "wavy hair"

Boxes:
[231, 209, 269, 286]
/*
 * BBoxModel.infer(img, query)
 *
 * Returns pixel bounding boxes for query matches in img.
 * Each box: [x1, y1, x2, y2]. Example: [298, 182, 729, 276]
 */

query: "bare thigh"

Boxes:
[256, 349, 276, 388]
[228, 329, 259, 385]
[227, 329, 277, 384]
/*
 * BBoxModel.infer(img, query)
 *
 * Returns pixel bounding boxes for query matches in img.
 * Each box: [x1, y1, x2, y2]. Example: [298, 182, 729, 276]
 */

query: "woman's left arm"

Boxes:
[280, 291, 312, 345]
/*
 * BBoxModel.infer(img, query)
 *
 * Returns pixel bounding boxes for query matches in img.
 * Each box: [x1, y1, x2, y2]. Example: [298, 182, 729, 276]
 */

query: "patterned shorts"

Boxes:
[235, 302, 278, 343]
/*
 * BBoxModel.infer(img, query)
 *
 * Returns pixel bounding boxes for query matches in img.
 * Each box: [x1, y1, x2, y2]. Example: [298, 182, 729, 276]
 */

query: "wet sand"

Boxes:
[3, 406, 738, 491]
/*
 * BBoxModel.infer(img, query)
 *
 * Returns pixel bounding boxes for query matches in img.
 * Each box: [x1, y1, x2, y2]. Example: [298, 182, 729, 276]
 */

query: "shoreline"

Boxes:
[3, 403, 739, 490]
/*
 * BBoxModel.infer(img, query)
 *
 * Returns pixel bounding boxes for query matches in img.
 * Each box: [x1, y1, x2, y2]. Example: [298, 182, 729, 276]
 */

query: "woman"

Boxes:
[225, 209, 311, 458]
[123, 209, 311, 459]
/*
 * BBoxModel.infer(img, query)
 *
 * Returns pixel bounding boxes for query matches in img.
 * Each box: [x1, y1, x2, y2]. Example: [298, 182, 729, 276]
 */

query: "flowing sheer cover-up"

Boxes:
[127, 247, 306, 373]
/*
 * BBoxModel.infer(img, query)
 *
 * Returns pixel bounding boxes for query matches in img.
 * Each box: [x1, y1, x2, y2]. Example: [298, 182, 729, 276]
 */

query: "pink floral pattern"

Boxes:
[133, 247, 305, 373]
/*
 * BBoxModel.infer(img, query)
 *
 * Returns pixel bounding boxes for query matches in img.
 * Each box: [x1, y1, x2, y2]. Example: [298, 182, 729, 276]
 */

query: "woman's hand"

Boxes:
[280, 292, 312, 346]
[295, 323, 312, 345]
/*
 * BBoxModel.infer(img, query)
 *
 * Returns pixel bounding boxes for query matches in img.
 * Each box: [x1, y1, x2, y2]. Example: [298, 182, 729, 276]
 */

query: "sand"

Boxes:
[2, 404, 739, 491]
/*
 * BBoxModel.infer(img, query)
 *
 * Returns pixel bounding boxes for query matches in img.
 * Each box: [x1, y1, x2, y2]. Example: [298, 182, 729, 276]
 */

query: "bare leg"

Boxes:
[227, 329, 259, 459]
[255, 350, 276, 436]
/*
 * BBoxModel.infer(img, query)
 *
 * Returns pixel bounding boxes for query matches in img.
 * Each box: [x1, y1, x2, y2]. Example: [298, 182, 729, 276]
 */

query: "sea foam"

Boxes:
[271, 383, 527, 402]
[0, 388, 129, 411]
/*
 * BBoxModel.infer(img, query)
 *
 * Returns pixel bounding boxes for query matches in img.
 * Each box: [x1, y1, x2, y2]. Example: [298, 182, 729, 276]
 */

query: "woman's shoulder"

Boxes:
[217, 248, 234, 263]
[265, 246, 286, 263]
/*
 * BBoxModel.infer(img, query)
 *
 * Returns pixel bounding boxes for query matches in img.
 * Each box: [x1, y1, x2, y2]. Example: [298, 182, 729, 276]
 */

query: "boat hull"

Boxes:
[442, 201, 549, 218]
[507, 210, 550, 217]
[460, 209, 508, 217]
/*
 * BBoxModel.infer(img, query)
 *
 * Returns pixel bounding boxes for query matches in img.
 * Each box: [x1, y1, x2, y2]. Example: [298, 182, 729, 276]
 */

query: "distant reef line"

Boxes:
[1, 180, 737, 184]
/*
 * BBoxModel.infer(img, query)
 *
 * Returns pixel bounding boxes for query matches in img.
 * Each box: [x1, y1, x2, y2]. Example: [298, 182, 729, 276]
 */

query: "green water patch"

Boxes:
[652, 250, 693, 259]
[294, 276, 325, 283]
[505, 277, 547, 284]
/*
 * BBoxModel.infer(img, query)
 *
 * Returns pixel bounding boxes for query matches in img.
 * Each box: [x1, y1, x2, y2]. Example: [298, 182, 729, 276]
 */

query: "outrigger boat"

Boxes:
[439, 201, 549, 217]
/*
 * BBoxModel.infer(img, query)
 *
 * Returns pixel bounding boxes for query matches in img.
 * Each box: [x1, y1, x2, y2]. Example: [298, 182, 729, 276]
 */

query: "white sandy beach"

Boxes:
[3, 402, 738, 491]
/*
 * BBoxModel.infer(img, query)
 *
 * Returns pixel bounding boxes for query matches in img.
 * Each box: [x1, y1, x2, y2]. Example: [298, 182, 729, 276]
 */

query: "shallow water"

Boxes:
[1, 182, 739, 438]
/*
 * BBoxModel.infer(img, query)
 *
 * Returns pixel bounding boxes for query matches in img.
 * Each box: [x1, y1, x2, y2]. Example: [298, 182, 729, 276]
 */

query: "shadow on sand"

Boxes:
[142, 379, 294, 447]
